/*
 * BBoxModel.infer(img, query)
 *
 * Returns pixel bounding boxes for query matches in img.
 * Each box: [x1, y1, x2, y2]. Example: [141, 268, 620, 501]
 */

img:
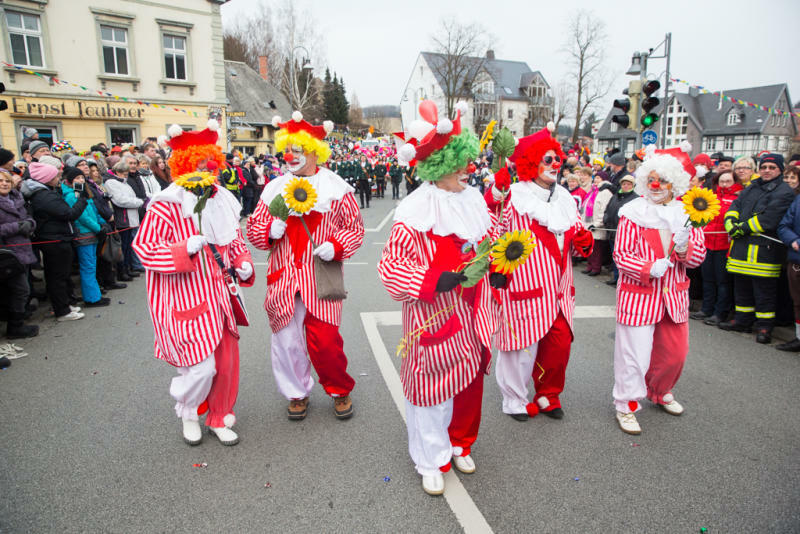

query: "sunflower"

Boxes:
[174, 171, 216, 190]
[491, 230, 536, 275]
[682, 187, 721, 227]
[283, 177, 318, 214]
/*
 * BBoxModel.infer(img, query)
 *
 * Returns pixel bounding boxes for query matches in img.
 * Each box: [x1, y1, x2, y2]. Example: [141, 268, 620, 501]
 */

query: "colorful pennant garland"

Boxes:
[2, 61, 200, 117]
[671, 77, 799, 118]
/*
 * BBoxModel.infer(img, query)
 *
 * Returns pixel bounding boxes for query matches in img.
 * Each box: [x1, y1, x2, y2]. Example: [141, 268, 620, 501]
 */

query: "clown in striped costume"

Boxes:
[612, 143, 706, 435]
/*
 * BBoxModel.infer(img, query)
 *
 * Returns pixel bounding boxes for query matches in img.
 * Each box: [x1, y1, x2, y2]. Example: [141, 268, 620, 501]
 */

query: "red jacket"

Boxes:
[704, 184, 743, 251]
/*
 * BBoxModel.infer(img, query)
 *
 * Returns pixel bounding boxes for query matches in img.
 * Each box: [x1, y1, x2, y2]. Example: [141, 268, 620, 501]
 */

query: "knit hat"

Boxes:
[608, 153, 626, 167]
[0, 148, 14, 166]
[760, 153, 785, 172]
[65, 155, 86, 168]
[271, 111, 334, 164]
[86, 158, 98, 167]
[619, 174, 636, 184]
[62, 166, 84, 183]
[23, 127, 37, 138]
[28, 140, 49, 157]
[509, 122, 562, 182]
[38, 155, 63, 169]
[692, 153, 713, 169]
[28, 162, 59, 184]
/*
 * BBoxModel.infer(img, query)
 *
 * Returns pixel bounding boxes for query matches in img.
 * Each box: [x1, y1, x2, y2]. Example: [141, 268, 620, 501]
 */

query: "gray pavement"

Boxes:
[1, 192, 799, 533]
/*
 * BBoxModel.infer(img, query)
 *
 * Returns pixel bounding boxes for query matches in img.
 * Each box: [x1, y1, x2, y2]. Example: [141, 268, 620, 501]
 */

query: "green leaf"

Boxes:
[492, 127, 516, 159]
[475, 237, 492, 257]
[460, 255, 490, 288]
[269, 194, 290, 221]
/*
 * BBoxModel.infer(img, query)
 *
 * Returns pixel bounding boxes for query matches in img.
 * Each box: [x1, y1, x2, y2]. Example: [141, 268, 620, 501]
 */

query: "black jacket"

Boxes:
[603, 189, 639, 234]
[22, 179, 88, 242]
[608, 168, 632, 188]
[126, 172, 148, 219]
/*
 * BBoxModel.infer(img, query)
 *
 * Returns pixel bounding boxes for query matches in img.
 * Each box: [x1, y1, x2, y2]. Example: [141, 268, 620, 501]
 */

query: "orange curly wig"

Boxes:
[515, 137, 564, 182]
[168, 144, 226, 181]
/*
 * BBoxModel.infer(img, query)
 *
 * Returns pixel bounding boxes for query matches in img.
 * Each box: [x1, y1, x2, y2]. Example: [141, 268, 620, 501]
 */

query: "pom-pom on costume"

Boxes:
[612, 143, 706, 435]
[132, 120, 255, 446]
[246, 111, 364, 420]
[379, 100, 498, 495]
[484, 124, 593, 421]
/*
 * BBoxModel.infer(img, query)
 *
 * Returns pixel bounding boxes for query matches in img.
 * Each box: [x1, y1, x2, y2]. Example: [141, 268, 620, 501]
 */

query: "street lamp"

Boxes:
[626, 52, 644, 76]
[288, 45, 313, 110]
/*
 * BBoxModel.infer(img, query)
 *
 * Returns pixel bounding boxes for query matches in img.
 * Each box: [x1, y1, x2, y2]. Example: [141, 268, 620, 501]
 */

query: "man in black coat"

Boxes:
[606, 152, 630, 188]
[602, 174, 639, 285]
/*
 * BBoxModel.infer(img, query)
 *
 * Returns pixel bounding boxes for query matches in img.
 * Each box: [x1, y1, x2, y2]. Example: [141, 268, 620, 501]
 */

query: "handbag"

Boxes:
[314, 255, 347, 301]
[0, 248, 25, 280]
[208, 243, 249, 326]
[100, 231, 124, 264]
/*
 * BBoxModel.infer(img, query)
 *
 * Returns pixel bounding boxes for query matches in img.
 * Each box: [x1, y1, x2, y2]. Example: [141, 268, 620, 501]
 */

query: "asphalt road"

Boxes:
[1, 192, 798, 533]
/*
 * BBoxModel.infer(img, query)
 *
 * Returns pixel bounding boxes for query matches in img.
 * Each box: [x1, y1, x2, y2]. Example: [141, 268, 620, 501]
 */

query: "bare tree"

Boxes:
[562, 10, 613, 143]
[428, 18, 491, 118]
[221, 1, 280, 74]
[552, 79, 574, 132]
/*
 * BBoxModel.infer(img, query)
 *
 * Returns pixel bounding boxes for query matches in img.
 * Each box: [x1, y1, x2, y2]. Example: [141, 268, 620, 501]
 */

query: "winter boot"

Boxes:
[6, 312, 39, 339]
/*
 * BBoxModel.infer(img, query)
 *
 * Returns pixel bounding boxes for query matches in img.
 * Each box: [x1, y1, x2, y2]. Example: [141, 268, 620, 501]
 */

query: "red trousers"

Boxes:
[447, 347, 489, 457]
[304, 311, 355, 397]
[532, 312, 573, 410]
[204, 325, 240, 428]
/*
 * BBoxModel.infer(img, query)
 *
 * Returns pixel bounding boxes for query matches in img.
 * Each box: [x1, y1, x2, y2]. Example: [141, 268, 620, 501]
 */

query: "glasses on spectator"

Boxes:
[759, 164, 779, 171]
[734, 166, 752, 171]
[542, 155, 562, 165]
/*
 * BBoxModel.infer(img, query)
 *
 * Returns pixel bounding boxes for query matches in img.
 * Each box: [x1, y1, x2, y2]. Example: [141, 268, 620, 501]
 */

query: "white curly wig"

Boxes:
[634, 144, 692, 197]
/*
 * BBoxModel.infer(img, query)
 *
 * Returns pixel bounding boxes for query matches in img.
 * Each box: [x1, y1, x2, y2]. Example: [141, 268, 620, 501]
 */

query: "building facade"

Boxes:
[0, 0, 227, 153]
[399, 51, 553, 138]
[595, 83, 796, 159]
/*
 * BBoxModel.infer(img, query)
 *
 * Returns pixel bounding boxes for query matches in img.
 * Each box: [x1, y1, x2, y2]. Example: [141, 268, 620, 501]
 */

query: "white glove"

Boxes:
[673, 226, 692, 252]
[235, 261, 253, 281]
[186, 235, 207, 255]
[269, 219, 287, 239]
[312, 241, 335, 262]
[649, 257, 674, 279]
[491, 185, 509, 202]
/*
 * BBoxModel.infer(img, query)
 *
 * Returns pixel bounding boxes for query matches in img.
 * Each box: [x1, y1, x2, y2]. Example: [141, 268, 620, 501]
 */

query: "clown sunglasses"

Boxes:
[542, 155, 562, 165]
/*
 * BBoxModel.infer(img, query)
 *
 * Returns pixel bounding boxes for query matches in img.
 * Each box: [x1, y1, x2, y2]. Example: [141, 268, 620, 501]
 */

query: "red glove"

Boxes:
[573, 228, 593, 250]
[494, 166, 511, 191]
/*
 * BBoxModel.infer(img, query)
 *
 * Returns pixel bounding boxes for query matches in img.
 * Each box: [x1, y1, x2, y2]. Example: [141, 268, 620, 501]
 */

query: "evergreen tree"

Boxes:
[333, 76, 350, 125]
[323, 68, 335, 120]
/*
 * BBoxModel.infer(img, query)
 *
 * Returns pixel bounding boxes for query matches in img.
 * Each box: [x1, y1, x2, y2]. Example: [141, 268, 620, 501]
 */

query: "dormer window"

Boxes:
[727, 109, 740, 126]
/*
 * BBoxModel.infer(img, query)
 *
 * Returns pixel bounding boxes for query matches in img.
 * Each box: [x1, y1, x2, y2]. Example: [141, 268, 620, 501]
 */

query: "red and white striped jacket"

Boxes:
[614, 216, 706, 325]
[246, 174, 364, 333]
[132, 199, 254, 368]
[378, 222, 499, 407]
[491, 196, 592, 350]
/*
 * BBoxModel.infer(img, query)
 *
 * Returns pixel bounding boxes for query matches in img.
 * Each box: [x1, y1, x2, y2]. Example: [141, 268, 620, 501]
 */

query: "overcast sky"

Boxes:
[221, 0, 800, 120]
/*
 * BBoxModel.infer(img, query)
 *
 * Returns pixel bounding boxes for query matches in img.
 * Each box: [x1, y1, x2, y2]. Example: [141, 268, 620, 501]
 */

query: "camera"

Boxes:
[74, 182, 84, 192]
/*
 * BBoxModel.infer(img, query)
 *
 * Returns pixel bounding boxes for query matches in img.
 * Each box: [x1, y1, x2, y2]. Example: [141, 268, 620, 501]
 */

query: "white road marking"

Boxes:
[365, 208, 395, 233]
[360, 311, 494, 534]
[373, 242, 386, 245]
[573, 305, 616, 318]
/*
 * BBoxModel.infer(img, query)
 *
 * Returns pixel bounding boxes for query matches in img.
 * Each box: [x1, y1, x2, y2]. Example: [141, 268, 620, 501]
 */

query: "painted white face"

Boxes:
[286, 145, 306, 173]
[646, 170, 672, 205]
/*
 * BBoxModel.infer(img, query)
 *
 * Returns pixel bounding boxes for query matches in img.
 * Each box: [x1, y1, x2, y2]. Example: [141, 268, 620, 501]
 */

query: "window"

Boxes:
[727, 110, 740, 126]
[724, 136, 735, 150]
[101, 25, 129, 75]
[109, 126, 136, 145]
[705, 137, 717, 151]
[507, 109, 513, 119]
[163, 34, 186, 80]
[609, 121, 618, 133]
[5, 11, 44, 67]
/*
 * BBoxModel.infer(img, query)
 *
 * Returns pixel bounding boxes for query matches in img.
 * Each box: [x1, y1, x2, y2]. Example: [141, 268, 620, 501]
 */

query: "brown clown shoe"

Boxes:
[288, 397, 309, 420]
[333, 395, 354, 419]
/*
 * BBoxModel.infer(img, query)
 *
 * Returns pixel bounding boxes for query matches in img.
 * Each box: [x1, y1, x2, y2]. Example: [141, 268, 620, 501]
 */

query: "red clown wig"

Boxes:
[166, 120, 227, 180]
[509, 123, 564, 182]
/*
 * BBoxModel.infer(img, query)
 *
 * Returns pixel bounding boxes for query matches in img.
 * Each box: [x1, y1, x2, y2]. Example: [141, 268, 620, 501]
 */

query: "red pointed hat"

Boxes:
[655, 146, 696, 178]
[167, 119, 219, 151]
[271, 111, 334, 140]
[397, 100, 466, 165]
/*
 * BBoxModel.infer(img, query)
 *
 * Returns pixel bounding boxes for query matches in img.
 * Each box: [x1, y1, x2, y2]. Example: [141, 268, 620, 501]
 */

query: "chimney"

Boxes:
[486, 50, 495, 60]
[258, 56, 268, 81]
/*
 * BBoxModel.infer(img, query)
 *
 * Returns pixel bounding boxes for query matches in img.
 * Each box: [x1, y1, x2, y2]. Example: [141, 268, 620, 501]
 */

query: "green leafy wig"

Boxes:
[416, 131, 479, 182]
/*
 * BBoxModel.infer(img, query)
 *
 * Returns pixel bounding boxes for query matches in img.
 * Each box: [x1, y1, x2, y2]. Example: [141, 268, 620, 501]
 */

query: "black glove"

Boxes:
[17, 220, 34, 237]
[436, 271, 467, 293]
[489, 272, 507, 289]
[99, 223, 112, 236]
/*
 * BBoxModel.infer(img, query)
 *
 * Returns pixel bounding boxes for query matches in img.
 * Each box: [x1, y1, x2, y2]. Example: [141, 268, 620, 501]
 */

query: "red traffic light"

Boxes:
[642, 80, 660, 97]
[613, 98, 631, 113]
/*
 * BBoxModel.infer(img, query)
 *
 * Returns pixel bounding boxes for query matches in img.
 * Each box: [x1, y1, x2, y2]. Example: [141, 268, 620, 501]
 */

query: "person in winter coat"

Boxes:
[61, 166, 110, 307]
[149, 155, 171, 190]
[582, 175, 615, 276]
[22, 162, 89, 321]
[0, 150, 39, 338]
[83, 159, 125, 291]
[240, 158, 257, 217]
[720, 154, 794, 344]
[566, 174, 586, 206]
[104, 160, 144, 281]
[389, 159, 403, 199]
[136, 154, 163, 197]
[776, 187, 800, 351]
[603, 175, 639, 285]
[689, 172, 742, 325]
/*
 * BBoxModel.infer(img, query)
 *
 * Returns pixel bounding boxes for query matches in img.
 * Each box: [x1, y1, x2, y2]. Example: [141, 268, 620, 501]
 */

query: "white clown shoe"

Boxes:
[659, 393, 684, 416]
[616, 411, 642, 435]
[422, 473, 445, 496]
[208, 426, 239, 446]
[182, 418, 202, 445]
[452, 454, 476, 474]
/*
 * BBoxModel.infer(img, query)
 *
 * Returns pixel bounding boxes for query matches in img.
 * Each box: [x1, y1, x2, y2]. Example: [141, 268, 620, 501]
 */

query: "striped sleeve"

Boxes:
[377, 222, 429, 302]
[132, 202, 195, 274]
[330, 193, 365, 260]
[613, 216, 652, 286]
[674, 226, 706, 268]
[246, 197, 276, 250]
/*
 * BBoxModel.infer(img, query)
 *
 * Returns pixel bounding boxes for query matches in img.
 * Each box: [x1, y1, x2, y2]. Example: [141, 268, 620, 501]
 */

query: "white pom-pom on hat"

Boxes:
[291, 110, 303, 122]
[323, 120, 334, 134]
[546, 121, 555, 132]
[408, 119, 434, 141]
[679, 140, 692, 153]
[206, 118, 220, 132]
[436, 118, 453, 135]
[167, 124, 183, 138]
[454, 101, 468, 116]
[398, 143, 417, 163]
[271, 116, 282, 128]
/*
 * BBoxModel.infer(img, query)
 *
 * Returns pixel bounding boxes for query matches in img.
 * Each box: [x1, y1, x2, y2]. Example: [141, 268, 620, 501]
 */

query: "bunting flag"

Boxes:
[671, 77, 800, 118]
[2, 61, 201, 117]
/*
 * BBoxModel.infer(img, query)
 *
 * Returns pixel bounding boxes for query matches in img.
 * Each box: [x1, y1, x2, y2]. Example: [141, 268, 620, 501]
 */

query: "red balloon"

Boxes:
[418, 100, 438, 124]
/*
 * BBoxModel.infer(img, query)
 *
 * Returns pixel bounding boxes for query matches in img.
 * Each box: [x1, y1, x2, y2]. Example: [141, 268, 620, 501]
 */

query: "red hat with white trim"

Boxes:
[396, 100, 467, 165]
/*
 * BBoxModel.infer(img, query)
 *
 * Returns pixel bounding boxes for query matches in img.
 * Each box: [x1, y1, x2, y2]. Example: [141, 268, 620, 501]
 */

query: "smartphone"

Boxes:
[74, 182, 84, 192]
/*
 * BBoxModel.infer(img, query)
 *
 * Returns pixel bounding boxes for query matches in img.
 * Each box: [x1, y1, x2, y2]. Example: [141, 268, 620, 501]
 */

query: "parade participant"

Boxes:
[389, 159, 403, 199]
[378, 100, 497, 496]
[133, 120, 255, 447]
[484, 124, 594, 421]
[611, 143, 706, 435]
[356, 155, 371, 209]
[373, 158, 387, 198]
[404, 164, 419, 194]
[247, 111, 364, 421]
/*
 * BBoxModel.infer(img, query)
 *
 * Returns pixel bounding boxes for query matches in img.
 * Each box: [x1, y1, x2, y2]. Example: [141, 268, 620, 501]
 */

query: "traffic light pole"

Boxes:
[660, 33, 672, 149]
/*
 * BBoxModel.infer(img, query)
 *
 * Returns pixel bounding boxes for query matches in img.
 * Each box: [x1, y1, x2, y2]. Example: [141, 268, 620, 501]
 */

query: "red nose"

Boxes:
[551, 160, 562, 170]
[649, 180, 661, 190]
[284, 152, 294, 163]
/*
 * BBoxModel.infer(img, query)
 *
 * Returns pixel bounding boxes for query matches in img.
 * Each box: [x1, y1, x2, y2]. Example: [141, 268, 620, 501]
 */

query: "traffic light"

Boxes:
[611, 98, 631, 129]
[0, 82, 7, 112]
[640, 80, 661, 128]
[611, 81, 641, 131]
